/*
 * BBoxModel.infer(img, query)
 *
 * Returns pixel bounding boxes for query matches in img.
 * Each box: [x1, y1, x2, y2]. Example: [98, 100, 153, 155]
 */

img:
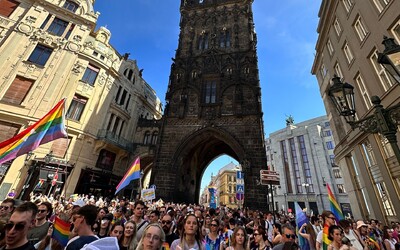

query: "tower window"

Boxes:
[219, 31, 231, 48]
[203, 81, 217, 104]
[63, 0, 79, 12]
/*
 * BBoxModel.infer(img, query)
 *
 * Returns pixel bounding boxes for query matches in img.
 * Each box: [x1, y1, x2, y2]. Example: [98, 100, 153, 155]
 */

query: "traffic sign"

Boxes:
[237, 171, 243, 179]
[236, 193, 244, 200]
[236, 184, 244, 193]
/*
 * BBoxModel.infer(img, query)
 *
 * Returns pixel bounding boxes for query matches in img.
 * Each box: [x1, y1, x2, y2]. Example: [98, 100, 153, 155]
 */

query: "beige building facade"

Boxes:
[312, 0, 400, 223]
[0, 0, 161, 200]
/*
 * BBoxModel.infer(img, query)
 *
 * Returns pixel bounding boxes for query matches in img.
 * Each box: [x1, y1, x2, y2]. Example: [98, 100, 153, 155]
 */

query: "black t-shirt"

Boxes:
[0, 241, 36, 250]
[165, 233, 179, 247]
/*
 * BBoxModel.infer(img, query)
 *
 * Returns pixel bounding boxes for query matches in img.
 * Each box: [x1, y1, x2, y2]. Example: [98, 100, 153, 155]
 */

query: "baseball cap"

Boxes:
[72, 199, 85, 207]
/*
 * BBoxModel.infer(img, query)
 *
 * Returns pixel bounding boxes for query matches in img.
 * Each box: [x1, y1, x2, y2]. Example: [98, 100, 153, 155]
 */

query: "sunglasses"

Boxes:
[211, 224, 218, 227]
[253, 233, 260, 236]
[0, 206, 10, 210]
[285, 234, 296, 239]
[161, 220, 172, 225]
[38, 209, 47, 213]
[328, 217, 336, 220]
[5, 222, 26, 231]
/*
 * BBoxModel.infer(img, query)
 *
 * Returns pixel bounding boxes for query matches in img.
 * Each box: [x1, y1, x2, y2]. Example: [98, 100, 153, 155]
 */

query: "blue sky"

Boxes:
[93, 1, 325, 191]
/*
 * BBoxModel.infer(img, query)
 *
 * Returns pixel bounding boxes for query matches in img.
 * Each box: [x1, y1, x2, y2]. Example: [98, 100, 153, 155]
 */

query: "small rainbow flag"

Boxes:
[162, 242, 170, 250]
[322, 223, 331, 250]
[115, 157, 141, 194]
[35, 179, 45, 189]
[0, 99, 67, 165]
[52, 216, 70, 247]
[327, 183, 344, 222]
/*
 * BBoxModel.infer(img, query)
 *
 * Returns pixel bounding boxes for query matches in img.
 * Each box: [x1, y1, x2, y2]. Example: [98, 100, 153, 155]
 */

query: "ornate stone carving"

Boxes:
[17, 22, 33, 34]
[72, 61, 85, 74]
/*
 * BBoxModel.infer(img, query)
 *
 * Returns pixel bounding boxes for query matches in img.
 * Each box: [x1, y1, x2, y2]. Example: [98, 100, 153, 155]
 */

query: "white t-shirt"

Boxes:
[317, 230, 323, 243]
[344, 230, 363, 250]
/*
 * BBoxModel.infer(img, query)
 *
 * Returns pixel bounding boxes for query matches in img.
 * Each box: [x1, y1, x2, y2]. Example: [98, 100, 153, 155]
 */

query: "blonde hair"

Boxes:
[136, 223, 165, 250]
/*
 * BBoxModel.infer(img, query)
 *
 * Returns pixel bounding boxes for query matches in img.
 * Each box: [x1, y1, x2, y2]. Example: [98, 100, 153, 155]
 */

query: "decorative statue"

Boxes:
[285, 115, 294, 126]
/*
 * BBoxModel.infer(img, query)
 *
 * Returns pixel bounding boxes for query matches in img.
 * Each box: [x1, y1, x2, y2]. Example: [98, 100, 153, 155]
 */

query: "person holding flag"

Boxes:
[316, 211, 336, 250]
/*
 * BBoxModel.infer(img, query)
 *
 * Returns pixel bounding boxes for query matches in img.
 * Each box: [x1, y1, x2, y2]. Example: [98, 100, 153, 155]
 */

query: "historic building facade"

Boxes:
[311, 0, 400, 223]
[0, 0, 161, 200]
[150, 0, 268, 208]
[266, 116, 351, 216]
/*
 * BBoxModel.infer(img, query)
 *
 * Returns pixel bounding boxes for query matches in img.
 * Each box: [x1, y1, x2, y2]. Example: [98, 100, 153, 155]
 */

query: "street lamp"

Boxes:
[302, 183, 310, 213]
[328, 77, 400, 166]
[377, 36, 400, 84]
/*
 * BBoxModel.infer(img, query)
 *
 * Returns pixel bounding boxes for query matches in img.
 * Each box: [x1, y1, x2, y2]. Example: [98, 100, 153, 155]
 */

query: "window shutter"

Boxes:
[0, 121, 20, 142]
[51, 137, 71, 158]
[2, 76, 34, 105]
[0, 0, 19, 17]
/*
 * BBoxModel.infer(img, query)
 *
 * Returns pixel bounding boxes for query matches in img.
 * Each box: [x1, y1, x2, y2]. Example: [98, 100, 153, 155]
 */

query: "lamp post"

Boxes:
[302, 183, 310, 214]
[328, 75, 400, 170]
[18, 151, 35, 199]
[377, 36, 400, 84]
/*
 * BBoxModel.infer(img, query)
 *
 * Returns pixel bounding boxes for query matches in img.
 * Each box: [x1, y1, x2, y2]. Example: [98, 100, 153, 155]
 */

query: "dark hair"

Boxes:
[109, 222, 124, 235]
[134, 200, 146, 209]
[274, 223, 282, 234]
[382, 226, 391, 240]
[321, 210, 334, 222]
[39, 201, 53, 220]
[229, 218, 236, 225]
[2, 198, 16, 208]
[14, 201, 38, 219]
[282, 242, 299, 250]
[255, 225, 268, 242]
[338, 219, 350, 229]
[328, 225, 342, 241]
[77, 205, 97, 226]
[310, 216, 319, 224]
[151, 210, 160, 217]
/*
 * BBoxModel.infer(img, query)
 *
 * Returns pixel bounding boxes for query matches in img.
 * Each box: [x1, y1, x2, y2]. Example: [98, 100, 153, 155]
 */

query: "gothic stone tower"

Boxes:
[151, 0, 267, 209]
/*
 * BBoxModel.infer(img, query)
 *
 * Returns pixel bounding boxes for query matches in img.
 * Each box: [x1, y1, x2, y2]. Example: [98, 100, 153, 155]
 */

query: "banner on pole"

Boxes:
[141, 187, 155, 201]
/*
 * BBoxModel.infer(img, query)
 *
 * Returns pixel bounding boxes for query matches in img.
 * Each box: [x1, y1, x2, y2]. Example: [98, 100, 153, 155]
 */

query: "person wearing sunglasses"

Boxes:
[205, 219, 223, 250]
[316, 210, 336, 250]
[272, 224, 295, 250]
[27, 201, 53, 245]
[0, 198, 15, 220]
[162, 214, 179, 247]
[251, 226, 272, 250]
[3, 201, 38, 250]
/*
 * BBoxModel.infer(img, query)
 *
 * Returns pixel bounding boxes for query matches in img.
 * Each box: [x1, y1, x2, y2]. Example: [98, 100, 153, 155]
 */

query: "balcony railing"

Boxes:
[97, 129, 135, 152]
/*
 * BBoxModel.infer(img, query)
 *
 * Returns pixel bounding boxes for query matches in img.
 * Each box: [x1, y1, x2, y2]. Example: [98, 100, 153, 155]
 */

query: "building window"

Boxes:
[342, 0, 353, 12]
[334, 18, 342, 37]
[329, 155, 336, 164]
[354, 16, 368, 42]
[281, 140, 293, 193]
[355, 73, 372, 109]
[376, 182, 395, 216]
[63, 0, 79, 12]
[47, 17, 69, 36]
[219, 30, 231, 48]
[27, 44, 53, 66]
[81, 64, 99, 86]
[298, 135, 314, 193]
[324, 130, 332, 137]
[198, 33, 209, 50]
[372, 0, 390, 13]
[327, 39, 334, 56]
[95, 149, 116, 170]
[325, 121, 330, 127]
[392, 21, 400, 42]
[151, 131, 158, 145]
[143, 131, 151, 145]
[67, 94, 87, 121]
[0, 0, 19, 17]
[370, 49, 395, 91]
[343, 42, 354, 64]
[2, 76, 34, 105]
[106, 114, 124, 136]
[289, 138, 302, 193]
[326, 141, 334, 150]
[379, 134, 395, 159]
[334, 62, 343, 79]
[0, 121, 20, 142]
[203, 80, 217, 104]
[320, 64, 327, 78]
[333, 169, 342, 178]
[337, 184, 346, 193]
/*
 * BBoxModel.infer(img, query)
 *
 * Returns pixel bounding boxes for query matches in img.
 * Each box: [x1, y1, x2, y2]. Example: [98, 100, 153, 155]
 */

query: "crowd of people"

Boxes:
[0, 193, 398, 250]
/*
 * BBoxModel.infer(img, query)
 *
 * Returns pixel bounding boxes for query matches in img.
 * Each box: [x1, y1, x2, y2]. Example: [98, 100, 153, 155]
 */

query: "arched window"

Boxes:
[128, 69, 133, 81]
[151, 131, 158, 145]
[143, 131, 151, 145]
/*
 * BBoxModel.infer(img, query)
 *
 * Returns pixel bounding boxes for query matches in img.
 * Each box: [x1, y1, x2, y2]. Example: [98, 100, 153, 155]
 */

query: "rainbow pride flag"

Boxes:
[52, 216, 70, 247]
[295, 202, 310, 250]
[0, 99, 67, 165]
[322, 223, 331, 250]
[327, 183, 344, 222]
[115, 157, 141, 194]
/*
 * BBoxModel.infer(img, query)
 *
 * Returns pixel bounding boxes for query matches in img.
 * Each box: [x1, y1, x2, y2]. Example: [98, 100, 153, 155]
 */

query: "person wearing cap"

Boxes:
[97, 213, 113, 238]
[355, 220, 380, 250]
[66, 205, 99, 250]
